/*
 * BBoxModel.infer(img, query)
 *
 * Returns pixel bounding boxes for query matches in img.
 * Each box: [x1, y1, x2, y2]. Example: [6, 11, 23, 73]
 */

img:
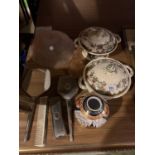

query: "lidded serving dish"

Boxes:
[74, 27, 121, 59]
[79, 57, 134, 99]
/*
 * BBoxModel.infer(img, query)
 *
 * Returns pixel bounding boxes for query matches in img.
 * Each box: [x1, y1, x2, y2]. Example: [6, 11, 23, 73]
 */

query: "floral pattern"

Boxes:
[85, 58, 130, 96]
[77, 27, 120, 55]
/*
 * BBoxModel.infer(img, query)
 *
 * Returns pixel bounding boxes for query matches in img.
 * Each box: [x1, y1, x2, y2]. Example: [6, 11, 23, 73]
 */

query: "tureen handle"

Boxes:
[114, 34, 121, 43]
[74, 38, 89, 59]
[74, 38, 79, 48]
[78, 77, 87, 90]
[124, 65, 134, 77]
[82, 50, 88, 58]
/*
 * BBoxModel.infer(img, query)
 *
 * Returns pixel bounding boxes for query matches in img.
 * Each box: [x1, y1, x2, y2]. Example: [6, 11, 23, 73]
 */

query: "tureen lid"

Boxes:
[76, 27, 121, 55]
[83, 58, 133, 98]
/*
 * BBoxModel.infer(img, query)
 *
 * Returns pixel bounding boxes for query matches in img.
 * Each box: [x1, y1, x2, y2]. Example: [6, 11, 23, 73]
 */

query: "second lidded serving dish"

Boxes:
[74, 27, 121, 59]
[78, 57, 134, 100]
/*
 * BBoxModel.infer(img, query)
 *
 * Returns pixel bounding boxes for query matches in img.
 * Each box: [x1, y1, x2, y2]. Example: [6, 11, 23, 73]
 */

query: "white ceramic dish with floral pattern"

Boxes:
[74, 27, 121, 59]
[78, 57, 134, 99]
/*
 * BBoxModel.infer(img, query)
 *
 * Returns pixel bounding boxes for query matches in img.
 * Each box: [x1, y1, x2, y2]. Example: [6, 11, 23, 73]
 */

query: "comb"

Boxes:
[34, 96, 48, 147]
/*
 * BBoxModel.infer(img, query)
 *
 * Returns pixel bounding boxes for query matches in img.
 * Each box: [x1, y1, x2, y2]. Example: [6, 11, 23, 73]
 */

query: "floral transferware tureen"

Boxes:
[78, 57, 134, 99]
[74, 27, 121, 59]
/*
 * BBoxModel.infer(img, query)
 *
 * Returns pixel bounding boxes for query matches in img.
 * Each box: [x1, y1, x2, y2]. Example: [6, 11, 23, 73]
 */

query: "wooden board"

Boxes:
[19, 47, 135, 153]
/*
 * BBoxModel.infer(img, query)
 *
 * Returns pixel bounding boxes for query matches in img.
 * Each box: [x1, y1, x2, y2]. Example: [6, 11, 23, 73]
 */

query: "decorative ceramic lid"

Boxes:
[75, 91, 109, 120]
[83, 58, 133, 98]
[75, 27, 121, 56]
